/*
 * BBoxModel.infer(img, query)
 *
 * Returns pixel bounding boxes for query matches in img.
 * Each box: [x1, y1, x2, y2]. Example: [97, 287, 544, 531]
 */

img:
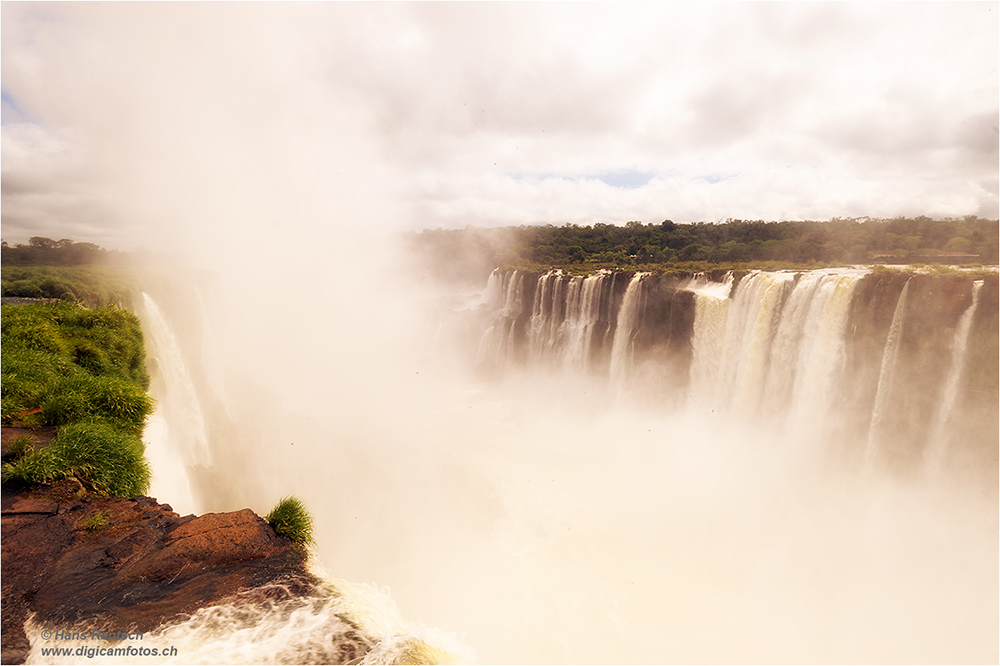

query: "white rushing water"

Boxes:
[770, 272, 862, 445]
[688, 286, 732, 413]
[925, 279, 985, 473]
[91, 268, 997, 665]
[25, 567, 472, 665]
[608, 272, 645, 384]
[477, 269, 526, 369]
[866, 278, 911, 465]
[556, 271, 605, 371]
[140, 292, 213, 516]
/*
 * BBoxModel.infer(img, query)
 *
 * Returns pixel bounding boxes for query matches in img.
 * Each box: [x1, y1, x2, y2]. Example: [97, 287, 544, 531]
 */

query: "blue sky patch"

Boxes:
[509, 170, 655, 190]
[594, 170, 654, 189]
[699, 173, 737, 184]
[1, 89, 28, 124]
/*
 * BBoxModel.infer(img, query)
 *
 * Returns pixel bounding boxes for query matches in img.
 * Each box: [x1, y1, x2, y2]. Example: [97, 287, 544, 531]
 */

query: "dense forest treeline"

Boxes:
[1, 237, 131, 266]
[405, 216, 999, 285]
[1, 237, 161, 308]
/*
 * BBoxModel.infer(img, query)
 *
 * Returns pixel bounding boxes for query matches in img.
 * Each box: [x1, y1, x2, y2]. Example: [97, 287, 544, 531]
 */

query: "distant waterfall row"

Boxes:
[476, 267, 998, 476]
[480, 269, 617, 373]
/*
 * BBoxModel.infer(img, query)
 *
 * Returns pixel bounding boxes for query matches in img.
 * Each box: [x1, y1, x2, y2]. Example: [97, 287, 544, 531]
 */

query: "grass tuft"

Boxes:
[82, 511, 109, 531]
[265, 496, 315, 546]
[2, 435, 35, 464]
[1, 419, 150, 497]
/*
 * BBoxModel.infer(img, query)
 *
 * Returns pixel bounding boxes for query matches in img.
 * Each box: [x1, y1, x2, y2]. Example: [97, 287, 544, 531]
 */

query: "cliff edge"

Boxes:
[1, 466, 314, 664]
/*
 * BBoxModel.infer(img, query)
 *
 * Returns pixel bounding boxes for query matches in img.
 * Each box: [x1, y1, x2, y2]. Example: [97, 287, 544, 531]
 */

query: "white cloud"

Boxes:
[0, 2, 996, 252]
[1, 122, 71, 192]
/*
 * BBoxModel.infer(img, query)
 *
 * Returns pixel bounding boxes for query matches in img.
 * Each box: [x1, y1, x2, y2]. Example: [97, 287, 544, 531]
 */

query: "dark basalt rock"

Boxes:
[1, 478, 313, 665]
[840, 272, 998, 475]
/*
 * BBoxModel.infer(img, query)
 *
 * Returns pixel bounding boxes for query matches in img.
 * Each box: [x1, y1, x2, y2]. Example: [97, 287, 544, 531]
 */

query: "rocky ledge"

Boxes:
[1, 479, 314, 665]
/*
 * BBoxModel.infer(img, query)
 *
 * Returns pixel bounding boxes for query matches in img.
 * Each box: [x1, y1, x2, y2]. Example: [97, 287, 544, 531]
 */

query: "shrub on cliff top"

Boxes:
[1, 418, 151, 497]
[266, 496, 315, 546]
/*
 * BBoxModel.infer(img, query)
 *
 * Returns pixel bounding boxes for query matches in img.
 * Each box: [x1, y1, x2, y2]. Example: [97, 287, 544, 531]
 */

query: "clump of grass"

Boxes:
[2, 435, 35, 464]
[1, 419, 150, 497]
[1, 348, 81, 420]
[265, 496, 315, 546]
[82, 511, 109, 532]
[39, 374, 153, 434]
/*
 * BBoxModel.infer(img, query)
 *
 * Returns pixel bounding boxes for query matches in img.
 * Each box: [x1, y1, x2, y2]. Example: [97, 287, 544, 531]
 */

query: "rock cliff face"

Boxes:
[1, 475, 313, 665]
[475, 268, 998, 482]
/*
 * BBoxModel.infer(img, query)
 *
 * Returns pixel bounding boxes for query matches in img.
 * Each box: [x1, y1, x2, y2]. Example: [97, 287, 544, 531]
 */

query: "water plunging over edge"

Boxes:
[925, 279, 985, 473]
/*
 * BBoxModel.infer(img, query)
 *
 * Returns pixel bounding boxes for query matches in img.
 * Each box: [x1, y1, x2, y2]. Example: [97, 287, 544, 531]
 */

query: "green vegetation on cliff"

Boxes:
[3, 420, 151, 497]
[1, 236, 148, 308]
[2, 265, 139, 309]
[266, 496, 316, 547]
[405, 216, 999, 284]
[1, 300, 154, 496]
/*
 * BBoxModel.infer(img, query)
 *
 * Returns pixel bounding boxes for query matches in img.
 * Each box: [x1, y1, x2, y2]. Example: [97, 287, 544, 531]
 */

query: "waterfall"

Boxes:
[482, 268, 503, 309]
[760, 273, 825, 416]
[777, 273, 862, 443]
[528, 270, 563, 365]
[865, 278, 911, 465]
[686, 271, 734, 411]
[716, 272, 793, 417]
[925, 280, 985, 473]
[116, 266, 996, 664]
[556, 275, 586, 369]
[557, 271, 606, 371]
[686, 269, 861, 440]
[477, 270, 525, 369]
[478, 267, 991, 462]
[501, 269, 525, 317]
[478, 269, 615, 375]
[141, 292, 212, 515]
[609, 272, 645, 383]
[688, 291, 730, 412]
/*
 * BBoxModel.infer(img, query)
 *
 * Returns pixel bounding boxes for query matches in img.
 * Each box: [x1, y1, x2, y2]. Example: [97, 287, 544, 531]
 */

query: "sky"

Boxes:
[1, 2, 997, 256]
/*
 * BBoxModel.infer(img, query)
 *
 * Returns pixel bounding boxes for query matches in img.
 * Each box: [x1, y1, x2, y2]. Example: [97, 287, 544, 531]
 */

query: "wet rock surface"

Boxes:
[1, 426, 58, 458]
[1, 477, 313, 665]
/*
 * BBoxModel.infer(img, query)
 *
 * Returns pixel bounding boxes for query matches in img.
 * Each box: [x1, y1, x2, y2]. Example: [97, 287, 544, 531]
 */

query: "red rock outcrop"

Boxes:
[1, 479, 313, 664]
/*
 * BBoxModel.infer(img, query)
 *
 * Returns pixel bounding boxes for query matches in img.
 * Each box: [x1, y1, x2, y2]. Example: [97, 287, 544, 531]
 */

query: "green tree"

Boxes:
[943, 236, 972, 254]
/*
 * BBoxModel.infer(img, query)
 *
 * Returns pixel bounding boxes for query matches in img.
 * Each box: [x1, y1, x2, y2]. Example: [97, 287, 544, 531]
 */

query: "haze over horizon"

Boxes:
[1, 2, 997, 260]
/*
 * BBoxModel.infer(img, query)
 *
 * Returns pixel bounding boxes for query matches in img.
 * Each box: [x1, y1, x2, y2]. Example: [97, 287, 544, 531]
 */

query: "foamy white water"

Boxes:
[24, 569, 472, 665]
[140, 292, 214, 516]
[781, 272, 861, 444]
[925, 279, 985, 473]
[866, 278, 911, 465]
[609, 272, 646, 384]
